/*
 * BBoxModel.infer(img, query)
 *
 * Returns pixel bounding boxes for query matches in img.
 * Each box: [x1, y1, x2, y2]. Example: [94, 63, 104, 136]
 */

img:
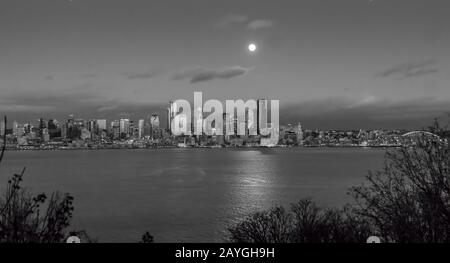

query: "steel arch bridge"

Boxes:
[402, 131, 440, 139]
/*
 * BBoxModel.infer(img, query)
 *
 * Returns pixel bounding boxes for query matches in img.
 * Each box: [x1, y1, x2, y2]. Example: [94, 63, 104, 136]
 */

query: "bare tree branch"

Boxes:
[0, 116, 6, 165]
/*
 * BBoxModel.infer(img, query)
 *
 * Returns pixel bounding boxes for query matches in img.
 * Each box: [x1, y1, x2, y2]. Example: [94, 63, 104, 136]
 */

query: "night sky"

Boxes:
[1, 0, 450, 129]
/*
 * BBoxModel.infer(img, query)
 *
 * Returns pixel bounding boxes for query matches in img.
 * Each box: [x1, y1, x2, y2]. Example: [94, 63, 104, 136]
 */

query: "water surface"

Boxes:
[0, 148, 385, 242]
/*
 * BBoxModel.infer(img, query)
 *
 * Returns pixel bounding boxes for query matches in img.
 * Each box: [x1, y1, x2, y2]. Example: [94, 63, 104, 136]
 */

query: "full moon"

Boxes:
[248, 43, 257, 52]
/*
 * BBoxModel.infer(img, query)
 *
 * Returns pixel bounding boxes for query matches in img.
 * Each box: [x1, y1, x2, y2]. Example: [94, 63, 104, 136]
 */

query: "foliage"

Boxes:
[140, 231, 154, 243]
[0, 170, 76, 242]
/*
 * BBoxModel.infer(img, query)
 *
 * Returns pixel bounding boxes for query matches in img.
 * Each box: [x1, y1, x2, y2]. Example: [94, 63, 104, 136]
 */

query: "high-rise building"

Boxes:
[23, 123, 31, 134]
[167, 107, 171, 132]
[48, 119, 58, 130]
[111, 120, 120, 140]
[138, 119, 145, 139]
[297, 122, 304, 146]
[47, 119, 60, 139]
[257, 99, 268, 135]
[167, 101, 177, 133]
[61, 124, 67, 139]
[224, 113, 234, 136]
[39, 118, 47, 140]
[0, 120, 5, 136]
[119, 119, 130, 137]
[87, 120, 96, 133]
[222, 113, 227, 136]
[66, 116, 83, 139]
[42, 128, 50, 142]
[12, 121, 18, 135]
[80, 128, 91, 141]
[246, 106, 257, 136]
[96, 119, 107, 131]
[150, 114, 160, 129]
[176, 113, 188, 135]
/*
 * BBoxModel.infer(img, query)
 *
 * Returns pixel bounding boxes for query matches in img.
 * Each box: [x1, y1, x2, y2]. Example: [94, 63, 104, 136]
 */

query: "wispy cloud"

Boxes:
[0, 83, 106, 114]
[216, 14, 273, 30]
[405, 68, 439, 78]
[125, 70, 162, 80]
[0, 104, 54, 112]
[247, 19, 273, 30]
[97, 105, 120, 112]
[216, 14, 249, 28]
[172, 68, 203, 81]
[173, 66, 251, 83]
[376, 59, 439, 78]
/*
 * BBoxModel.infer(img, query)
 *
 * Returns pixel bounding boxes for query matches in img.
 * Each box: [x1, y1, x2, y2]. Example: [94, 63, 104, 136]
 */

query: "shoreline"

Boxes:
[3, 145, 398, 151]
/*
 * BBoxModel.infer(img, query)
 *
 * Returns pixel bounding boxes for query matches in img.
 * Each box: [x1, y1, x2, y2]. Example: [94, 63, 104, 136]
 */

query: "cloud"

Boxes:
[216, 14, 249, 28]
[376, 59, 439, 78]
[0, 104, 54, 112]
[0, 83, 106, 114]
[247, 19, 273, 30]
[44, 75, 54, 80]
[173, 66, 251, 83]
[125, 70, 161, 80]
[347, 95, 380, 108]
[216, 14, 273, 30]
[172, 68, 202, 81]
[405, 68, 439, 78]
[0, 84, 169, 123]
[97, 105, 120, 112]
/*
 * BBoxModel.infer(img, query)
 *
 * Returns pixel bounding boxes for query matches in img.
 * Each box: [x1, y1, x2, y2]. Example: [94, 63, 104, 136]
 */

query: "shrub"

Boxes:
[228, 200, 371, 243]
[0, 170, 75, 243]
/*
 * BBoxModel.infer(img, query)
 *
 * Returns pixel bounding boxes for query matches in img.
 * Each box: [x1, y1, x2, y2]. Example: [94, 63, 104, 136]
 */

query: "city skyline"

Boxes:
[1, 0, 450, 129]
[3, 110, 434, 151]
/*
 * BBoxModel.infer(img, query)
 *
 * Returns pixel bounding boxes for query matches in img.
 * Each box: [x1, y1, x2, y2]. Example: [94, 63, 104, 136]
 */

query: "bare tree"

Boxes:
[350, 135, 450, 243]
[228, 206, 293, 243]
[0, 116, 7, 165]
[228, 200, 371, 243]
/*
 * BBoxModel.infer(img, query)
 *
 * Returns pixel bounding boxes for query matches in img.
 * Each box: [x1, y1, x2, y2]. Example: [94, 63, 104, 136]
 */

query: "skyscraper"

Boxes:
[47, 119, 60, 139]
[0, 120, 5, 136]
[167, 106, 171, 132]
[61, 124, 67, 139]
[119, 119, 130, 137]
[12, 121, 19, 136]
[224, 113, 234, 136]
[257, 99, 268, 135]
[246, 106, 257, 136]
[87, 120, 96, 133]
[297, 122, 304, 146]
[97, 119, 107, 131]
[138, 119, 144, 139]
[167, 101, 177, 133]
[150, 114, 160, 129]
[111, 120, 120, 140]
[39, 118, 46, 140]
[48, 119, 58, 130]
